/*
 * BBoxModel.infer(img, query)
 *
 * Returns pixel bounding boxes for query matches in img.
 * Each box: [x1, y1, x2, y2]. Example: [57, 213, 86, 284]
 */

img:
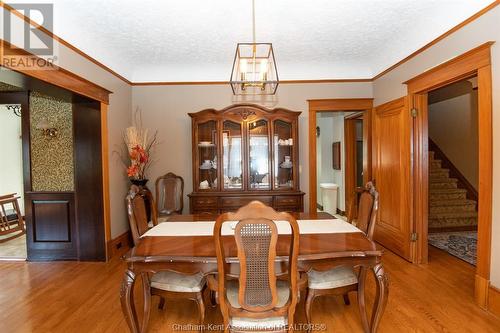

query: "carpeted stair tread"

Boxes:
[429, 198, 476, 207]
[430, 203, 476, 214]
[429, 182, 458, 189]
[430, 160, 442, 169]
[430, 169, 450, 177]
[429, 188, 467, 194]
[429, 211, 477, 219]
[429, 177, 458, 184]
[430, 189, 467, 199]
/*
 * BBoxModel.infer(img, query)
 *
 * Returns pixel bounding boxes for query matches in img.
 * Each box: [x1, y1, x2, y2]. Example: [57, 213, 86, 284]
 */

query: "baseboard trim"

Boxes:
[107, 230, 132, 260]
[336, 208, 346, 216]
[488, 285, 500, 318]
[475, 274, 489, 309]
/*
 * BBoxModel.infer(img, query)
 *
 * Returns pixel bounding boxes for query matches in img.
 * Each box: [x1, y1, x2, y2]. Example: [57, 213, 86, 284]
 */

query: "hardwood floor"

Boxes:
[0, 246, 499, 332]
[0, 234, 27, 259]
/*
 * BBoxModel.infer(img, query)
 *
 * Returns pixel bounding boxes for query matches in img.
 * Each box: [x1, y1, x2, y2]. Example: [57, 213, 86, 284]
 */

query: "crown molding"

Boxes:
[131, 78, 373, 86]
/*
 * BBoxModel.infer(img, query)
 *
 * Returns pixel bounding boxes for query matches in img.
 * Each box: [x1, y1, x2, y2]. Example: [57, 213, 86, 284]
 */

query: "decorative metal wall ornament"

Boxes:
[5, 104, 22, 117]
[229, 0, 279, 95]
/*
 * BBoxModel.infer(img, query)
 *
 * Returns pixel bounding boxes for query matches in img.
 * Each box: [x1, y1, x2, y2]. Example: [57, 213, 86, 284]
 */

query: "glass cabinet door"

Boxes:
[274, 120, 294, 189]
[222, 121, 243, 189]
[197, 120, 217, 190]
[248, 119, 270, 189]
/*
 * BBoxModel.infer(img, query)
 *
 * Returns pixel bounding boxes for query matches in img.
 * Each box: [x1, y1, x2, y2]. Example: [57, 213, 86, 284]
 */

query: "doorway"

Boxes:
[0, 96, 27, 260]
[308, 98, 373, 214]
[407, 42, 493, 307]
[0, 68, 108, 261]
[315, 111, 346, 216]
[426, 78, 478, 266]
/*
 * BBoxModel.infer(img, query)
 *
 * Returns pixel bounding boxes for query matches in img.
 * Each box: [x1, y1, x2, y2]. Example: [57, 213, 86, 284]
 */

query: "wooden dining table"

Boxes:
[120, 212, 388, 333]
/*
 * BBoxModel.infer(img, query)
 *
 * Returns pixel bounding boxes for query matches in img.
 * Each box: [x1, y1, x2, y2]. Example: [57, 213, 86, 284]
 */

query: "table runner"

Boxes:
[142, 219, 361, 237]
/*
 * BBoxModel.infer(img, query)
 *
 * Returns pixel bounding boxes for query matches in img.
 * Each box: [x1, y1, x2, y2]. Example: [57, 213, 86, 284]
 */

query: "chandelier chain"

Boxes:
[252, 0, 256, 44]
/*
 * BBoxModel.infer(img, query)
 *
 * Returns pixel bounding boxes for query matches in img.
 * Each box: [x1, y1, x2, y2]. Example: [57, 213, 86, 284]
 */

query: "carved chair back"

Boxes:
[213, 201, 300, 330]
[126, 185, 158, 246]
[155, 172, 184, 216]
[347, 181, 379, 240]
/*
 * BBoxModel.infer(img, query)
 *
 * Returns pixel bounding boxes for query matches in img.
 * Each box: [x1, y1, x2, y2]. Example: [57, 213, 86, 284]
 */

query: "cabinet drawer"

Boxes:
[192, 196, 218, 207]
[275, 195, 300, 207]
[221, 196, 273, 208]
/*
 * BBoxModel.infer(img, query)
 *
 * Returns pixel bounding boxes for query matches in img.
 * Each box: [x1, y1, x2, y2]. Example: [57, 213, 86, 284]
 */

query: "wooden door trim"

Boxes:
[308, 98, 373, 213]
[344, 118, 357, 213]
[344, 114, 368, 212]
[406, 43, 493, 307]
[0, 39, 112, 104]
[405, 42, 493, 93]
[100, 103, 112, 260]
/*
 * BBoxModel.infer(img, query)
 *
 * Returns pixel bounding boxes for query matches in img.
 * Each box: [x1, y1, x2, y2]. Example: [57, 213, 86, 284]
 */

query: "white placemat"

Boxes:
[141, 219, 361, 237]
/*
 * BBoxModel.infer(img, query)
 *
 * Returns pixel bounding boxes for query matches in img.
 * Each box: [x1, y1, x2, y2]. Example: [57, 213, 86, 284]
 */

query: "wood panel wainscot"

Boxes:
[188, 104, 305, 214]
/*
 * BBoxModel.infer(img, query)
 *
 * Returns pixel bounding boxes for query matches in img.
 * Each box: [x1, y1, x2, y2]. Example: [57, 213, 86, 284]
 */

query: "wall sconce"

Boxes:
[36, 118, 58, 138]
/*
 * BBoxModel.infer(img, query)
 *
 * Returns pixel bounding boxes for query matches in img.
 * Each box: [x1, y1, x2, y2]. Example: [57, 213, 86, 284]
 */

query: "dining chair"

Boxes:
[305, 181, 379, 327]
[211, 201, 301, 332]
[0, 193, 26, 243]
[155, 172, 184, 217]
[126, 185, 206, 332]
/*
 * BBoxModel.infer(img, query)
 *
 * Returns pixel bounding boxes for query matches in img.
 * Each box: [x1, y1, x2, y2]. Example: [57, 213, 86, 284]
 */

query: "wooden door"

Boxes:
[372, 97, 413, 261]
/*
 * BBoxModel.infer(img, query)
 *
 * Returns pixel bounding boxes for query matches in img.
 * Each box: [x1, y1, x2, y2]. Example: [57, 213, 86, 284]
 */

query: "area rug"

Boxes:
[428, 231, 477, 265]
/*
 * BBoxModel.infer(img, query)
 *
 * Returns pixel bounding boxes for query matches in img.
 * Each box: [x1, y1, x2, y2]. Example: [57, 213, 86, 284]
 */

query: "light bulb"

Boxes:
[260, 59, 268, 80]
[240, 59, 248, 73]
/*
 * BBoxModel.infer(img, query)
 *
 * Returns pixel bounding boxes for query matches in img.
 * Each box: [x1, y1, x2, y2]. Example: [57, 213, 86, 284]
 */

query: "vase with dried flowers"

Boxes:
[117, 109, 158, 187]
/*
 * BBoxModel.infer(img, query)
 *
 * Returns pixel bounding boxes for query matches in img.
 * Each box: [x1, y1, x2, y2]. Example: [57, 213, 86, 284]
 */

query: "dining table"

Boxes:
[120, 212, 389, 333]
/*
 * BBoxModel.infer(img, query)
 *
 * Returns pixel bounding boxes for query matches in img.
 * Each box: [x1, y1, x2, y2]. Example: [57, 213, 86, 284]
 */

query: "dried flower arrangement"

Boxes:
[116, 108, 158, 181]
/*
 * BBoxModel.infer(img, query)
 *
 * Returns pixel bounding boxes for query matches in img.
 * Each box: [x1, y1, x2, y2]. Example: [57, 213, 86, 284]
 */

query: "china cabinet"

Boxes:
[188, 104, 304, 213]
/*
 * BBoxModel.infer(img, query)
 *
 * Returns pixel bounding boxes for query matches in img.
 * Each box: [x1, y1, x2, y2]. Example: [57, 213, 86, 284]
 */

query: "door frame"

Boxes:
[308, 99, 373, 213]
[404, 42, 493, 307]
[1, 41, 112, 260]
[344, 112, 368, 214]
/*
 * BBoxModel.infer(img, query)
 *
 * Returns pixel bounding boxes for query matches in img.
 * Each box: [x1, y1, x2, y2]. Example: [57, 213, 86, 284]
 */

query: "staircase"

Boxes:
[428, 150, 478, 232]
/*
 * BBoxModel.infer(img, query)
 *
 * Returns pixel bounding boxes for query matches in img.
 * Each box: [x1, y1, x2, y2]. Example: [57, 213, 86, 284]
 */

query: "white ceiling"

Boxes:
[8, 0, 495, 82]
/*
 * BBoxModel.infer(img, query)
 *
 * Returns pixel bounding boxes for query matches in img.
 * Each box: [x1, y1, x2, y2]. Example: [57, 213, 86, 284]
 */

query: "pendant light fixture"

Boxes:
[229, 0, 279, 95]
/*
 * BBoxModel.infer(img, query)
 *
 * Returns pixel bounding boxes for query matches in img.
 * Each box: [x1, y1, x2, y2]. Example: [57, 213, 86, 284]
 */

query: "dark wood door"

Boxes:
[372, 97, 413, 261]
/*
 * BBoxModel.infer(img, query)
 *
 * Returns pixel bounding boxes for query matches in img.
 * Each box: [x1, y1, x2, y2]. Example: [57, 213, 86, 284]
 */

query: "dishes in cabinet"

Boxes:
[280, 155, 292, 168]
[278, 138, 293, 146]
[198, 141, 215, 147]
[200, 160, 214, 169]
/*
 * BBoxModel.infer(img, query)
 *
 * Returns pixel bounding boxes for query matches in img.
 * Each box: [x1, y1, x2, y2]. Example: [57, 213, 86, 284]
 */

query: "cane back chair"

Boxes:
[212, 201, 301, 332]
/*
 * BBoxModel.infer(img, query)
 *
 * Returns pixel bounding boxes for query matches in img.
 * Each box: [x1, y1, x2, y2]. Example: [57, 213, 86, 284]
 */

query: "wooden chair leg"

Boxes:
[141, 273, 151, 333]
[195, 292, 205, 332]
[158, 295, 166, 310]
[343, 293, 351, 305]
[305, 289, 316, 332]
[209, 291, 217, 307]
